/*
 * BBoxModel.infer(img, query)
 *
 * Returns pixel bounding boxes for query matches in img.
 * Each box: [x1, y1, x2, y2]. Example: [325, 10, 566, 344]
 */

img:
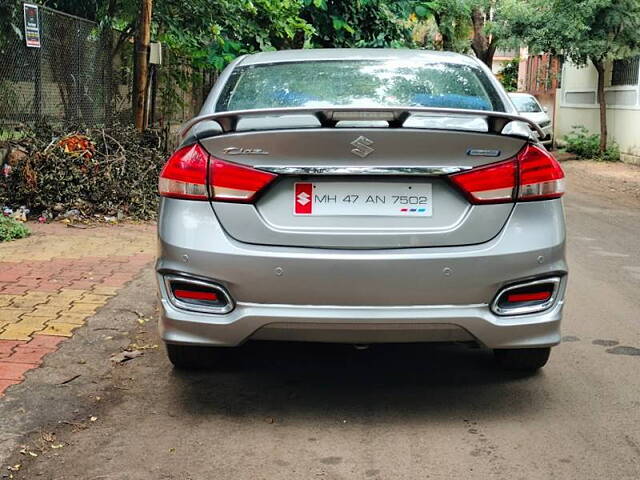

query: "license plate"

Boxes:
[294, 182, 433, 216]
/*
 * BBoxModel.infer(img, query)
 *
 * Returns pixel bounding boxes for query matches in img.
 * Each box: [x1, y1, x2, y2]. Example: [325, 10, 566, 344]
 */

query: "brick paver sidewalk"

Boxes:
[0, 222, 154, 395]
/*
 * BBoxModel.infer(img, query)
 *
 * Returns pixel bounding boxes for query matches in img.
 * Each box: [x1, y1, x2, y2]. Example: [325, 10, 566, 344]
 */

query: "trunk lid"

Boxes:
[200, 127, 526, 249]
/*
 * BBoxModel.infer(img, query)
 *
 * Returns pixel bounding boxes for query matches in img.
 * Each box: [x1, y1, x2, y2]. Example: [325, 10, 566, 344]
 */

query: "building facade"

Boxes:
[555, 58, 640, 164]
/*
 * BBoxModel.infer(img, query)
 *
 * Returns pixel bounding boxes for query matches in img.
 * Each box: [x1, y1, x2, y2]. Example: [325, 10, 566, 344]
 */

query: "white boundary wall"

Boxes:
[555, 61, 640, 164]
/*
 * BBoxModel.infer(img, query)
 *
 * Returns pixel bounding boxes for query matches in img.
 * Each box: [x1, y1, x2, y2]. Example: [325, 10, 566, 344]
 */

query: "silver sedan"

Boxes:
[156, 49, 567, 371]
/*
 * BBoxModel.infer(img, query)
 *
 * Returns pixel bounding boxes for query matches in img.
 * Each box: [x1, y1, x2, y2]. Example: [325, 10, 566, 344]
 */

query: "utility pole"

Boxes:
[134, 0, 152, 131]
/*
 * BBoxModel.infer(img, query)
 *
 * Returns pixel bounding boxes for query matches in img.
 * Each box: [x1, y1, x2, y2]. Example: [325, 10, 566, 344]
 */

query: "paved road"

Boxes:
[2, 162, 640, 479]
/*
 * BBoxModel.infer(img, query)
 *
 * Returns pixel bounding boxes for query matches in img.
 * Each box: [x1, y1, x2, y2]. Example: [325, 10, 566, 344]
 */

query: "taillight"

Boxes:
[159, 144, 278, 203]
[450, 144, 565, 204]
[209, 158, 277, 202]
[158, 144, 208, 200]
[517, 144, 565, 200]
[449, 159, 517, 204]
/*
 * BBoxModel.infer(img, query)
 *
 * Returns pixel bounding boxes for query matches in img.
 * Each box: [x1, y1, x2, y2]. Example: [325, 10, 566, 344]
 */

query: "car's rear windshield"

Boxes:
[216, 59, 504, 112]
[510, 95, 542, 113]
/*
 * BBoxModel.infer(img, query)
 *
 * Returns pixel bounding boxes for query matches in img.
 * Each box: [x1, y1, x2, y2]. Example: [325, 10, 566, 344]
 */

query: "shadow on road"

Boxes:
[168, 342, 547, 422]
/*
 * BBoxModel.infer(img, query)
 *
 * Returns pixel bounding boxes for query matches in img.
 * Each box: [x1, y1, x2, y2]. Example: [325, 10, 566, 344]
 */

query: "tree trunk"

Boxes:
[470, 8, 496, 68]
[103, 0, 119, 125]
[48, 25, 78, 123]
[593, 59, 608, 153]
[33, 46, 41, 121]
[101, 29, 114, 124]
[433, 12, 452, 51]
[134, 0, 153, 131]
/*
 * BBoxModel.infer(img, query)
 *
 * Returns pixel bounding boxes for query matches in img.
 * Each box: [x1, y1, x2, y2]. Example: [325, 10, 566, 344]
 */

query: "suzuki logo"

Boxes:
[296, 191, 310, 206]
[350, 136, 374, 158]
[294, 183, 313, 214]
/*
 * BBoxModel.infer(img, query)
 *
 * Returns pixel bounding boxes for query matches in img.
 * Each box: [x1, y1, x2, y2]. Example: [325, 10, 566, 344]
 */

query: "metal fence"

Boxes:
[523, 54, 563, 94]
[612, 56, 640, 86]
[0, 3, 215, 129]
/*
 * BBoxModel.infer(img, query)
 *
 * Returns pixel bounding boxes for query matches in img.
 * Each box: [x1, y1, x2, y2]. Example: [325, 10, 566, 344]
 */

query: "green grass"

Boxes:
[0, 216, 30, 242]
[0, 129, 28, 141]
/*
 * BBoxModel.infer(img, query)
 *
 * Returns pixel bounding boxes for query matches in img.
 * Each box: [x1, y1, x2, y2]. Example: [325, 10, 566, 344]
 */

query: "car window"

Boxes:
[510, 95, 542, 113]
[217, 59, 504, 112]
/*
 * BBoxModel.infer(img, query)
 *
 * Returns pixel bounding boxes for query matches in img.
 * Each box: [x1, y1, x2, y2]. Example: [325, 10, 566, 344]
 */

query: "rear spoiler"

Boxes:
[180, 106, 544, 139]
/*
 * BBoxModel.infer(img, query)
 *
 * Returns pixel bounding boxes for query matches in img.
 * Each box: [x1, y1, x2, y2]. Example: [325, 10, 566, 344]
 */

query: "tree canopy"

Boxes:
[502, 0, 640, 63]
[501, 0, 640, 150]
[1, 0, 536, 71]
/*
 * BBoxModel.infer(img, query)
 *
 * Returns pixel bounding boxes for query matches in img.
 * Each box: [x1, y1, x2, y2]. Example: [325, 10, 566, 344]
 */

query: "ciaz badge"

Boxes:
[223, 147, 269, 155]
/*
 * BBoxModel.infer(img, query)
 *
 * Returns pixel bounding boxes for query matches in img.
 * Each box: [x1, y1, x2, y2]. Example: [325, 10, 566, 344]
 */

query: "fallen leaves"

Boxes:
[19, 447, 37, 457]
[58, 374, 81, 385]
[110, 349, 144, 364]
[58, 134, 95, 159]
[128, 342, 158, 351]
[4, 125, 165, 221]
[134, 312, 153, 326]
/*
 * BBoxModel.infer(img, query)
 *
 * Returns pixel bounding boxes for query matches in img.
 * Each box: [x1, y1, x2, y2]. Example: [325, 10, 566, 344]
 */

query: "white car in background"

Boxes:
[508, 93, 553, 147]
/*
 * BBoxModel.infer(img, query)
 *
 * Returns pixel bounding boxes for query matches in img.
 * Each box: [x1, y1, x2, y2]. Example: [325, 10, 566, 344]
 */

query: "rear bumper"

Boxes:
[156, 198, 567, 348]
[158, 293, 564, 348]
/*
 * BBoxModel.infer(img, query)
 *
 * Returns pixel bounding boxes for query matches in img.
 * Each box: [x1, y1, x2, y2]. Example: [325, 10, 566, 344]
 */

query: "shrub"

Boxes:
[563, 126, 600, 158]
[599, 142, 620, 163]
[563, 126, 620, 162]
[0, 124, 167, 220]
[499, 58, 520, 93]
[0, 216, 30, 242]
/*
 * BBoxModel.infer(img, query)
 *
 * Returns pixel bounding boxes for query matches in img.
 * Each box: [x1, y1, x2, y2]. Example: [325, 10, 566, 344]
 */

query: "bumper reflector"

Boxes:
[506, 291, 551, 303]
[174, 289, 219, 302]
[492, 278, 561, 316]
[164, 275, 234, 314]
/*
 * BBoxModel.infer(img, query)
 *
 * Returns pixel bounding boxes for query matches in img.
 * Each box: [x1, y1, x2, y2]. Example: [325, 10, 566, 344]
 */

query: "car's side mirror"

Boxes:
[543, 106, 549, 113]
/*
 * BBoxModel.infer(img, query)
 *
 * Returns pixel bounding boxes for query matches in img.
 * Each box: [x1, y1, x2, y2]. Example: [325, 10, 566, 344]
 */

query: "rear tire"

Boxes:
[166, 343, 230, 370]
[494, 347, 551, 371]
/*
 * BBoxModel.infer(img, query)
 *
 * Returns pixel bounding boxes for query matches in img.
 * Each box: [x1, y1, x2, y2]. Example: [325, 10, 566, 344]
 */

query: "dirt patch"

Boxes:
[559, 159, 640, 207]
[565, 159, 640, 183]
[0, 268, 159, 475]
[0, 221, 155, 260]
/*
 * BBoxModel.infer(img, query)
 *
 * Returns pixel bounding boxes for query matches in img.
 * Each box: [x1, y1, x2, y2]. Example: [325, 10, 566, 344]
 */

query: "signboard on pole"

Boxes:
[23, 3, 41, 48]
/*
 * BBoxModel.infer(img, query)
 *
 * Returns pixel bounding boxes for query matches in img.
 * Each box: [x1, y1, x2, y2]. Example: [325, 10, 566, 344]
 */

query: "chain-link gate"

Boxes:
[0, 3, 216, 130]
[0, 5, 115, 126]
